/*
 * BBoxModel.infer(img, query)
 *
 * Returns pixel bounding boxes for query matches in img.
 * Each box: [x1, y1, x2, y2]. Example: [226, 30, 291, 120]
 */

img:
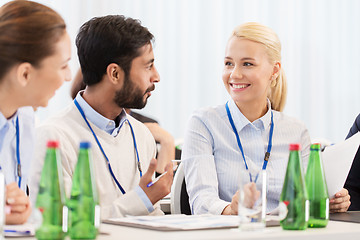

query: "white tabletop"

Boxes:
[7, 220, 359, 240]
[90, 220, 360, 240]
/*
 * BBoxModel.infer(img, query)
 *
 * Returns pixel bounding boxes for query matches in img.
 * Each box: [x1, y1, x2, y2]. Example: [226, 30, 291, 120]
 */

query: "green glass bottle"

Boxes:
[68, 142, 100, 239]
[280, 143, 309, 230]
[36, 141, 67, 240]
[305, 143, 329, 228]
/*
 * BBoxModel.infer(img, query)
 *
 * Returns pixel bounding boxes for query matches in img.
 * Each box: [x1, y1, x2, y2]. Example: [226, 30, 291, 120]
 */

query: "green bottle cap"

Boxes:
[310, 143, 321, 151]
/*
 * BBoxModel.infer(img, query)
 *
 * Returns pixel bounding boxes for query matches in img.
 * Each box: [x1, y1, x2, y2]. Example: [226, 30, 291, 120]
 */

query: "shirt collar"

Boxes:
[0, 110, 18, 128]
[0, 110, 18, 153]
[258, 99, 272, 131]
[75, 91, 127, 135]
[0, 112, 8, 131]
[0, 112, 9, 153]
[228, 98, 272, 132]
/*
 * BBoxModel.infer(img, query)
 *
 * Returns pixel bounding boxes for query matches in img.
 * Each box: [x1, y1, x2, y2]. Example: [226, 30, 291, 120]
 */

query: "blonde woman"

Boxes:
[182, 22, 350, 215]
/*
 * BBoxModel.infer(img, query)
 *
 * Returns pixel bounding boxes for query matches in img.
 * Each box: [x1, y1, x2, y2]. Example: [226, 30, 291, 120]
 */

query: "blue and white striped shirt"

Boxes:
[0, 107, 34, 192]
[182, 99, 311, 215]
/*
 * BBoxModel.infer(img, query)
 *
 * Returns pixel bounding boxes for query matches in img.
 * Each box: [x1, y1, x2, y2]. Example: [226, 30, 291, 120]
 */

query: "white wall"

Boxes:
[2, 0, 360, 143]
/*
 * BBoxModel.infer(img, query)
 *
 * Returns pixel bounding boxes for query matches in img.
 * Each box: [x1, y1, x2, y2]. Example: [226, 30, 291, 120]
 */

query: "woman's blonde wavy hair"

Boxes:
[231, 22, 287, 111]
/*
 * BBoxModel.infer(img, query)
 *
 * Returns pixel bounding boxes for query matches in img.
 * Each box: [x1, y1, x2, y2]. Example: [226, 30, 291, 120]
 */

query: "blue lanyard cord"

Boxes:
[15, 117, 22, 188]
[225, 102, 274, 183]
[127, 121, 142, 177]
[74, 99, 142, 194]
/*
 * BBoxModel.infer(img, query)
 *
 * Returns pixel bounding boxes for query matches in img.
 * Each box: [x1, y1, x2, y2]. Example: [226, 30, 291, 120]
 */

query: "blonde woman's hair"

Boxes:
[232, 22, 287, 111]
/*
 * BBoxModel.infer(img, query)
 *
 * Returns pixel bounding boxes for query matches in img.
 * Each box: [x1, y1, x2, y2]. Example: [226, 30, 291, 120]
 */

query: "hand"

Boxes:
[5, 182, 32, 225]
[229, 190, 240, 215]
[222, 183, 260, 215]
[330, 188, 351, 213]
[242, 182, 260, 208]
[139, 158, 173, 204]
[222, 190, 246, 215]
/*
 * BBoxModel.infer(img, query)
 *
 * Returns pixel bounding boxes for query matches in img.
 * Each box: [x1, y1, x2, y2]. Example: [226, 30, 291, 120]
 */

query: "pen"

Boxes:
[4, 229, 31, 234]
[147, 171, 167, 187]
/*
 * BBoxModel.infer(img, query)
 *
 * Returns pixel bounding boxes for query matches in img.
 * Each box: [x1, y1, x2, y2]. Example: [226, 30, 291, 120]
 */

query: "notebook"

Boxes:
[330, 211, 360, 223]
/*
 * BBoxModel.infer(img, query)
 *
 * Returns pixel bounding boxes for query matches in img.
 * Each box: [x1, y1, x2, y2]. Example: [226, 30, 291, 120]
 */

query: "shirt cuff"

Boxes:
[134, 185, 154, 213]
[208, 200, 230, 215]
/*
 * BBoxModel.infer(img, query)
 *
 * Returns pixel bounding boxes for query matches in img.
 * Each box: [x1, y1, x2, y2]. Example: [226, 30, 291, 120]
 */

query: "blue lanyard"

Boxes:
[74, 99, 142, 194]
[15, 117, 22, 188]
[225, 102, 274, 183]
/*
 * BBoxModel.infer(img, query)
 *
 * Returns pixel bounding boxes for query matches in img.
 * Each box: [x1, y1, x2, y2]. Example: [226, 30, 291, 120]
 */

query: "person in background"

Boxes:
[0, 0, 71, 224]
[70, 69, 176, 175]
[182, 22, 350, 215]
[30, 15, 173, 219]
[125, 109, 176, 175]
[344, 113, 360, 210]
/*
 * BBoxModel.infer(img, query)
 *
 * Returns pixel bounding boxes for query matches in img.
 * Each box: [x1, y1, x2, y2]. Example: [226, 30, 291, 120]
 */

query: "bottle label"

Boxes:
[62, 206, 68, 233]
[305, 200, 309, 222]
[279, 201, 289, 220]
[94, 205, 101, 228]
[325, 198, 329, 220]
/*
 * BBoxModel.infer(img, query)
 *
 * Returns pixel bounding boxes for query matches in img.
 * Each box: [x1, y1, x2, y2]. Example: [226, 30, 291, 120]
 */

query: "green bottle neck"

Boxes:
[306, 149, 329, 198]
[288, 150, 302, 167]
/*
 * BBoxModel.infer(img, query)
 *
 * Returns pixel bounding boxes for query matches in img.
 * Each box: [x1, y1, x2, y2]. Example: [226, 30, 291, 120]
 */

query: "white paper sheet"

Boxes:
[104, 214, 240, 231]
[322, 132, 360, 197]
[4, 223, 35, 237]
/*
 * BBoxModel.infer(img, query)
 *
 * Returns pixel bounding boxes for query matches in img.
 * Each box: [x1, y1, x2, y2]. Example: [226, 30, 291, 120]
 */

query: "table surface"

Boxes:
[7, 220, 360, 240]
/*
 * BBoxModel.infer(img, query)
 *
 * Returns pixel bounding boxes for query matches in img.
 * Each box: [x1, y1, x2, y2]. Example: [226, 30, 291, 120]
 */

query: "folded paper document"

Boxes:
[4, 223, 35, 237]
[322, 132, 360, 197]
[104, 215, 240, 231]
